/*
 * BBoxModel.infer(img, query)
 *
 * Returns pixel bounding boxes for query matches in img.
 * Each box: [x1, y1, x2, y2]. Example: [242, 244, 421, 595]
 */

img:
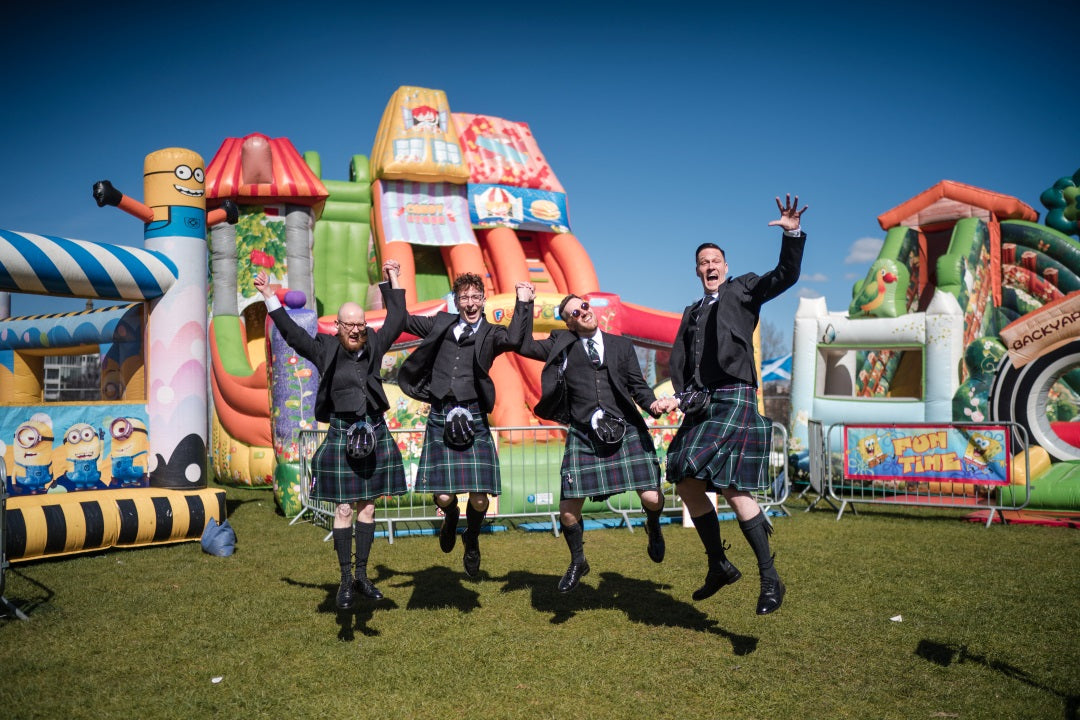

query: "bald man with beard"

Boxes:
[255, 261, 407, 611]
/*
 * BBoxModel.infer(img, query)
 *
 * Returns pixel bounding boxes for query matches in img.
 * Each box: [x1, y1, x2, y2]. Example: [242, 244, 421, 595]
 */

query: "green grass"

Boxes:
[2, 486, 1079, 720]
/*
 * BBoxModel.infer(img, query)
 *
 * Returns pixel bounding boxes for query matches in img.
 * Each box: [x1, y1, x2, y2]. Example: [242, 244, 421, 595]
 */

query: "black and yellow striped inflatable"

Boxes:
[5, 487, 226, 562]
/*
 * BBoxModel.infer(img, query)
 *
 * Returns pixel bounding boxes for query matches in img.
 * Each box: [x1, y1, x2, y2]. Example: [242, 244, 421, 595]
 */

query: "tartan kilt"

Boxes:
[414, 400, 501, 495]
[561, 422, 660, 501]
[665, 384, 772, 492]
[311, 415, 407, 503]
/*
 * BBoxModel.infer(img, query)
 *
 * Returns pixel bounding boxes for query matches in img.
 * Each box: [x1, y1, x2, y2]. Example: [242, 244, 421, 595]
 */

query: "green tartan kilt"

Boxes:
[414, 400, 501, 495]
[311, 415, 407, 503]
[560, 422, 660, 501]
[665, 384, 772, 492]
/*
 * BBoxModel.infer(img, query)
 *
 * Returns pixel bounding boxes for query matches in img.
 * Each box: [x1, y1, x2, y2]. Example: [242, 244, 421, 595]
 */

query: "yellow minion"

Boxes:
[12, 414, 55, 493]
[63, 423, 104, 489]
[109, 417, 149, 486]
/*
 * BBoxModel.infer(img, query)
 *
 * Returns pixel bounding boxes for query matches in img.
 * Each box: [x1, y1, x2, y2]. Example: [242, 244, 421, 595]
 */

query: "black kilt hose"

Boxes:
[561, 422, 661, 501]
[311, 414, 407, 503]
[415, 400, 500, 495]
[666, 384, 772, 492]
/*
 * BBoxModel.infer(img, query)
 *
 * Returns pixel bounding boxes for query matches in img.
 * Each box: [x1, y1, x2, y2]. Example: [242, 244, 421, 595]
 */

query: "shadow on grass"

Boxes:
[0, 566, 54, 620]
[224, 497, 264, 517]
[916, 639, 1079, 720]
[280, 574, 398, 642]
[497, 569, 759, 656]
[377, 563, 483, 613]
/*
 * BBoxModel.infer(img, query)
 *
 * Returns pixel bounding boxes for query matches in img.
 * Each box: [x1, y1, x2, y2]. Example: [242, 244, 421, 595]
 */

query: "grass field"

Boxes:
[2, 484, 1078, 720]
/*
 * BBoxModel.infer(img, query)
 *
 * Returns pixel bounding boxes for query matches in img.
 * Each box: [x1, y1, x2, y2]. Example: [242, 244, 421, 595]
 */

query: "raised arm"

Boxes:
[508, 282, 557, 361]
[254, 269, 320, 363]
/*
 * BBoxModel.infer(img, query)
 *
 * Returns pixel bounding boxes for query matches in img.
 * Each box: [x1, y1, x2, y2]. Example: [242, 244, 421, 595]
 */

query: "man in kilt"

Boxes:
[254, 261, 407, 610]
[397, 274, 532, 578]
[514, 285, 677, 592]
[668, 194, 807, 615]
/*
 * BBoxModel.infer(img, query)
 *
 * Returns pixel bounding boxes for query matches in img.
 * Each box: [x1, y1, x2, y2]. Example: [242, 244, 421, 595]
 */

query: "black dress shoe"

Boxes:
[439, 508, 459, 553]
[336, 578, 356, 610]
[354, 576, 384, 600]
[691, 557, 742, 601]
[557, 560, 591, 593]
[756, 575, 785, 615]
[462, 533, 481, 578]
[645, 522, 665, 563]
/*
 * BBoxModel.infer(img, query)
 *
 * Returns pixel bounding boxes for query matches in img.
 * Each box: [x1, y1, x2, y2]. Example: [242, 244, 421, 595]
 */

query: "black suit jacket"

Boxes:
[269, 282, 406, 422]
[398, 312, 522, 413]
[670, 232, 805, 392]
[513, 299, 659, 435]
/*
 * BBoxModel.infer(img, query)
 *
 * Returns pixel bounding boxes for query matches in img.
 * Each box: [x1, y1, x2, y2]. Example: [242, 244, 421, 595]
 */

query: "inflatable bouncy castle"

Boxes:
[790, 171, 1080, 511]
[204, 87, 683, 516]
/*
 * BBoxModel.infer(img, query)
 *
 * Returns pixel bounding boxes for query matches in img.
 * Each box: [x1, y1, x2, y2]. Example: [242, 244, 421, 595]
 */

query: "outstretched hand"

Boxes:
[768, 193, 808, 233]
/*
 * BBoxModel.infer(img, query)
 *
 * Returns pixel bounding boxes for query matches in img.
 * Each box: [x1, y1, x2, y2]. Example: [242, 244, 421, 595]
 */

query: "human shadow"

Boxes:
[281, 567, 398, 642]
[498, 569, 758, 656]
[916, 639, 1079, 719]
[376, 563, 483, 613]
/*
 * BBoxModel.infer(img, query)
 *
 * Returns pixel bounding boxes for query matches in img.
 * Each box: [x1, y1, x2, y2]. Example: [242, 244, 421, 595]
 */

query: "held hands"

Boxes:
[382, 259, 401, 286]
[768, 193, 808, 233]
[515, 281, 535, 302]
[253, 270, 274, 299]
[649, 396, 679, 415]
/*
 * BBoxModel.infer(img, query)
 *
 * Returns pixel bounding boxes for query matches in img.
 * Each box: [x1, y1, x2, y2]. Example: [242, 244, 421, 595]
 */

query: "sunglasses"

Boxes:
[568, 302, 590, 319]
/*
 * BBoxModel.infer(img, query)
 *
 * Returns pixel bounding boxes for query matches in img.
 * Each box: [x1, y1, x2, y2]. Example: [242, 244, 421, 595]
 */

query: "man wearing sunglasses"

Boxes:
[397, 274, 532, 579]
[254, 261, 407, 611]
[513, 286, 678, 592]
[667, 194, 807, 615]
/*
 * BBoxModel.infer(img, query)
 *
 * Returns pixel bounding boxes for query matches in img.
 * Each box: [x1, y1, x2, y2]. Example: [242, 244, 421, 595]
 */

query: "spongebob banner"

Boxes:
[2, 404, 150, 496]
[844, 423, 1010, 484]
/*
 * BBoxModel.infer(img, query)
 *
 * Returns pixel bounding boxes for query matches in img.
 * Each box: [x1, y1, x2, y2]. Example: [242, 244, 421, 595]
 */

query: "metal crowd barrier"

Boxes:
[820, 421, 1031, 527]
[1, 457, 29, 620]
[293, 420, 791, 542]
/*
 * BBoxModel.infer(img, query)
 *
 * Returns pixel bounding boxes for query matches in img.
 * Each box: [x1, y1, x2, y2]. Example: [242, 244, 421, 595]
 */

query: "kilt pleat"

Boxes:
[311, 416, 407, 502]
[561, 423, 660, 501]
[414, 401, 501, 495]
[665, 384, 772, 492]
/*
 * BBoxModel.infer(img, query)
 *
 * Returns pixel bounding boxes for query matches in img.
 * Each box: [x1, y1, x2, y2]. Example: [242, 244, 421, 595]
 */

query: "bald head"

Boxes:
[336, 302, 367, 352]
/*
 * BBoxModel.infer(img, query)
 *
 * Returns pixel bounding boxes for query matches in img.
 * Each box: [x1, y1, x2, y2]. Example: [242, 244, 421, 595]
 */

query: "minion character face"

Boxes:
[964, 432, 1003, 468]
[143, 147, 207, 213]
[64, 422, 104, 489]
[856, 434, 889, 468]
[109, 417, 149, 486]
[12, 415, 55, 492]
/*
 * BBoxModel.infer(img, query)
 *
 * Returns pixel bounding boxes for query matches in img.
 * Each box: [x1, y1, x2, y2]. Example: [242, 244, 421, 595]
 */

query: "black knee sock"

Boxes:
[739, 512, 777, 577]
[332, 527, 353, 582]
[464, 502, 485, 538]
[561, 522, 586, 563]
[644, 505, 662, 531]
[353, 522, 376, 580]
[690, 510, 725, 559]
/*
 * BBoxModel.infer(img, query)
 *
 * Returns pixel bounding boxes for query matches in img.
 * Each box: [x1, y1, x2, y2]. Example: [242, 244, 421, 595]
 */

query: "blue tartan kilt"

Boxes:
[414, 400, 501, 495]
[311, 415, 407, 503]
[561, 422, 661, 501]
[665, 384, 772, 493]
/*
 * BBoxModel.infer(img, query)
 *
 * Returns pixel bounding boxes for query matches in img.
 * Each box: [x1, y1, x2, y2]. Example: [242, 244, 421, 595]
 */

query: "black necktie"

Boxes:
[692, 295, 716, 324]
[586, 339, 601, 368]
[458, 324, 473, 344]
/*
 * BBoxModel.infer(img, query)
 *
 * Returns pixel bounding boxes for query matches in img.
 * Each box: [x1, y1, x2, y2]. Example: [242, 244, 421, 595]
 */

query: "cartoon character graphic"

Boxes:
[856, 434, 889, 468]
[964, 432, 1003, 470]
[63, 423, 104, 490]
[108, 417, 148, 487]
[93, 147, 238, 239]
[12, 414, 55, 494]
[409, 105, 441, 132]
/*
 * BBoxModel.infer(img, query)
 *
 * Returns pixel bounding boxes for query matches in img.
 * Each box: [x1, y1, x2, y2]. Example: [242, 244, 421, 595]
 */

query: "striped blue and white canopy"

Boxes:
[0, 229, 178, 301]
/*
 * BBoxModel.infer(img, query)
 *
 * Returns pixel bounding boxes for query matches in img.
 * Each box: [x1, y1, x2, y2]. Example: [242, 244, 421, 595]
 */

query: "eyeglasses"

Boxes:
[337, 321, 366, 331]
[568, 302, 590, 319]
[457, 294, 485, 303]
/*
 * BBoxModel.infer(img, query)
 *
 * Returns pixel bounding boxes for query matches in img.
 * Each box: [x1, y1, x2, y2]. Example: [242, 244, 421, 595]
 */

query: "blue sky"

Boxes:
[2, 1, 1075, 347]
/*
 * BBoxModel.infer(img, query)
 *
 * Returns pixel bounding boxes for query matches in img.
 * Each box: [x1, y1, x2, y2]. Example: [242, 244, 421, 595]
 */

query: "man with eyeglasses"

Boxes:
[254, 261, 407, 611]
[397, 273, 532, 579]
[667, 194, 807, 615]
[513, 286, 678, 592]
